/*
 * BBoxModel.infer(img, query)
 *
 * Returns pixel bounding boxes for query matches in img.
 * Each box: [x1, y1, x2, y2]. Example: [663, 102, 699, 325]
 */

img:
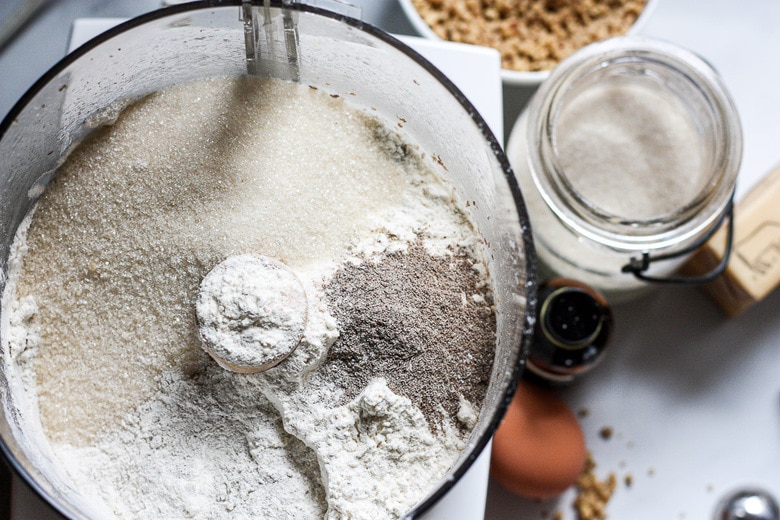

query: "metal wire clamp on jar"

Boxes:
[507, 37, 742, 301]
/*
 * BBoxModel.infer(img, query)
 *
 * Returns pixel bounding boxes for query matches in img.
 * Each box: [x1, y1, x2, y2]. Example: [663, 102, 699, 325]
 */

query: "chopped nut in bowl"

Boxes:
[399, 0, 657, 86]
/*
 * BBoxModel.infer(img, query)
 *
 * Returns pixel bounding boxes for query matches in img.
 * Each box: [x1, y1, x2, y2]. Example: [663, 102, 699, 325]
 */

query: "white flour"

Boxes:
[196, 254, 309, 372]
[285, 379, 463, 519]
[2, 76, 489, 519]
[54, 366, 328, 519]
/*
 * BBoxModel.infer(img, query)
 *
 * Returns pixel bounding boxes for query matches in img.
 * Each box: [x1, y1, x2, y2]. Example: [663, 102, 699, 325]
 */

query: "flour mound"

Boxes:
[197, 254, 308, 373]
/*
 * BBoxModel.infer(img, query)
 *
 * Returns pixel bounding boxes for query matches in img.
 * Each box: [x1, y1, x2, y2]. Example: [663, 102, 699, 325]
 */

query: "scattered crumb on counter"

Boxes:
[573, 453, 616, 520]
[598, 426, 613, 441]
[578, 407, 590, 418]
[647, 467, 655, 477]
[624, 474, 633, 488]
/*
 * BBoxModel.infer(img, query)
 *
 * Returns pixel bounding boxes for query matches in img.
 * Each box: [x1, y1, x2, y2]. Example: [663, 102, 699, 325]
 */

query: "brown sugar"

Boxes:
[411, 0, 648, 72]
[573, 453, 617, 520]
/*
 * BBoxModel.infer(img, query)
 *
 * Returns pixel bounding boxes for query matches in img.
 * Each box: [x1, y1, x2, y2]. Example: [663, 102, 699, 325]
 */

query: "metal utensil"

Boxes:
[716, 488, 780, 520]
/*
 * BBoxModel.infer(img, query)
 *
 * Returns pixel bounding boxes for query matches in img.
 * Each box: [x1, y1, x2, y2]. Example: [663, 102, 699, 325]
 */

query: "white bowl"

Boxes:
[398, 0, 658, 86]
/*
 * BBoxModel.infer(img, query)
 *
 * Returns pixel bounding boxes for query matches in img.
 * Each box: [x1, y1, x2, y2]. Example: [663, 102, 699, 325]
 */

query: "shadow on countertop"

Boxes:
[0, 456, 10, 520]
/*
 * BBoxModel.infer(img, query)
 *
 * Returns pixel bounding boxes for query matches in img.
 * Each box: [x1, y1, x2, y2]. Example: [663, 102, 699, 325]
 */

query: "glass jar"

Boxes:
[507, 36, 742, 301]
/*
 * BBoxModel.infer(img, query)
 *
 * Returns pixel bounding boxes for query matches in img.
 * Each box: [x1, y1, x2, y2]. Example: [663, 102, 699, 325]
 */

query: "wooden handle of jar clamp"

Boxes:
[683, 163, 780, 317]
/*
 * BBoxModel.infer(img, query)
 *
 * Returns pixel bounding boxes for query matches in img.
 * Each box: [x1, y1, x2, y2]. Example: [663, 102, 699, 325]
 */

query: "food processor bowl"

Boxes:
[0, 2, 535, 518]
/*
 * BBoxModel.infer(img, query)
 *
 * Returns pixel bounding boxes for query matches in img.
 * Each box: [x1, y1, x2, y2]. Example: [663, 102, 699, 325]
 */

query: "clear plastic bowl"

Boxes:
[0, 2, 535, 519]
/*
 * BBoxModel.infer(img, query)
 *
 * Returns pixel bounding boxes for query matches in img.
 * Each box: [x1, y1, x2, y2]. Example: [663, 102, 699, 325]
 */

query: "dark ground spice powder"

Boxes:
[318, 240, 496, 427]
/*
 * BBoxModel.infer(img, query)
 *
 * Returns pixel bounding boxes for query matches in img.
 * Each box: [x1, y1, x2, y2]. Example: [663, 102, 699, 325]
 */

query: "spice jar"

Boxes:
[527, 278, 613, 384]
[507, 37, 742, 301]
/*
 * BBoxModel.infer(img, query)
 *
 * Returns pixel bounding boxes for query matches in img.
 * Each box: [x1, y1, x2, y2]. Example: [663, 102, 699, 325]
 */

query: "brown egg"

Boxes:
[490, 379, 587, 499]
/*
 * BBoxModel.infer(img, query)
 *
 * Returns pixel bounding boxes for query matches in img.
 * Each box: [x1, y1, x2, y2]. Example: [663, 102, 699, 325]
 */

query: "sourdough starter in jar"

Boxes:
[1, 77, 497, 519]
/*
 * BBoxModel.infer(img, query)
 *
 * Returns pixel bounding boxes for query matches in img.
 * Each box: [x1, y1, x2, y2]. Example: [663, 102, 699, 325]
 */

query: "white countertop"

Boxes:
[490, 2, 780, 518]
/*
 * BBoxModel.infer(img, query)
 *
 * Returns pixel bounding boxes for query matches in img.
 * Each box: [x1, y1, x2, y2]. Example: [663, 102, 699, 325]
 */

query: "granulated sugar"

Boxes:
[554, 81, 704, 219]
[2, 76, 496, 519]
[10, 77, 409, 445]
